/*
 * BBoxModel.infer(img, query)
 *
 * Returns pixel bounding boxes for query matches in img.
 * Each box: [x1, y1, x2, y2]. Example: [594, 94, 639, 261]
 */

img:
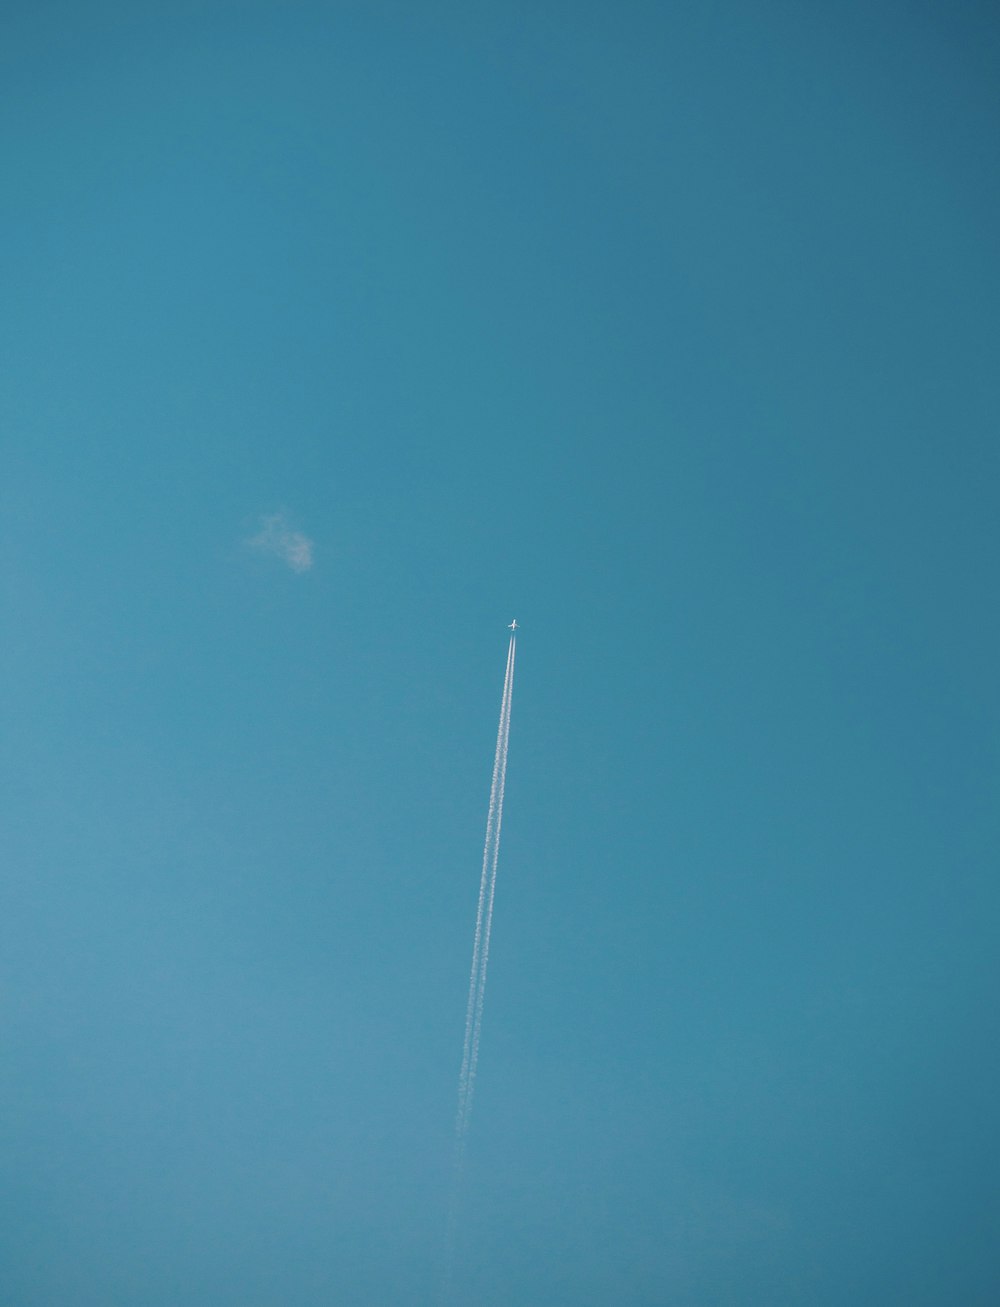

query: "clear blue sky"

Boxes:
[2, 3, 998, 1303]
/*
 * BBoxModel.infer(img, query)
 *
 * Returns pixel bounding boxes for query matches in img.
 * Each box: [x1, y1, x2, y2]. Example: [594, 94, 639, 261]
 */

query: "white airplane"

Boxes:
[508, 619, 518, 631]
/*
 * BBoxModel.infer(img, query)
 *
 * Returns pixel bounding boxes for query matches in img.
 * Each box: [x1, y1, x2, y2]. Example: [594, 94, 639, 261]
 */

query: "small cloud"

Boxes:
[247, 512, 314, 573]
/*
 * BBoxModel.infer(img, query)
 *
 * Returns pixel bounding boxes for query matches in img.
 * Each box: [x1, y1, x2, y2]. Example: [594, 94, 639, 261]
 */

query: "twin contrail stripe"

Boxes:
[455, 634, 515, 1145]
[442, 635, 516, 1302]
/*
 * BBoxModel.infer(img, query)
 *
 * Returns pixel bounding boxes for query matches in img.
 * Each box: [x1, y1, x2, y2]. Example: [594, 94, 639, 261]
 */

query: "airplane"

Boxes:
[508, 619, 518, 631]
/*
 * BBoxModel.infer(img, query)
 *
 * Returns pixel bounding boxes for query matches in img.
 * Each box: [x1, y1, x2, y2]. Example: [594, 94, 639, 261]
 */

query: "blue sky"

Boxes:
[2, 3, 999, 1303]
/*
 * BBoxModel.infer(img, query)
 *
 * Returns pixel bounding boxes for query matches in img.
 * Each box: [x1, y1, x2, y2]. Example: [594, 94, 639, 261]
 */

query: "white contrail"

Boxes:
[461, 639, 514, 1136]
[455, 635, 515, 1144]
[442, 634, 516, 1300]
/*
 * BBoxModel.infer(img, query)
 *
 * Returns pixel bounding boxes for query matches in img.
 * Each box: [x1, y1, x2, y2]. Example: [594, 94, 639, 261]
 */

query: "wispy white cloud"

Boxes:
[247, 512, 314, 573]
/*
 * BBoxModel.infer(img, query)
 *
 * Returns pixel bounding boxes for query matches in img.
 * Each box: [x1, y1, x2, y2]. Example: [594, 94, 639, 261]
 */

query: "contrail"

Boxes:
[465, 647, 514, 1118]
[456, 633, 515, 1144]
[442, 631, 516, 1299]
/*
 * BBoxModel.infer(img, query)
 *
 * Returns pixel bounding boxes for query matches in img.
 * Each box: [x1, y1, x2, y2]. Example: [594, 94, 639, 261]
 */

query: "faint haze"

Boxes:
[247, 511, 314, 573]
